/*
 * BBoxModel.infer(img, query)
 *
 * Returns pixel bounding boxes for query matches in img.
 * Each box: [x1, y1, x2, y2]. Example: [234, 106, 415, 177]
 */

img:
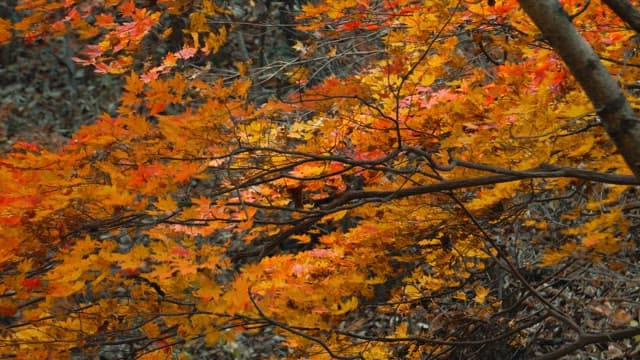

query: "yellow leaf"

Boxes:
[204, 27, 227, 54]
[49, 280, 85, 298]
[404, 284, 422, 299]
[332, 296, 358, 315]
[292, 40, 306, 53]
[290, 233, 311, 244]
[474, 287, 489, 304]
[153, 195, 178, 214]
[582, 234, 601, 247]
[395, 322, 408, 337]
[189, 12, 209, 33]
[236, 61, 248, 76]
[204, 331, 221, 345]
[194, 285, 220, 302]
[285, 66, 310, 83]
[321, 210, 348, 223]
[202, 0, 229, 15]
[568, 136, 594, 157]
[539, 244, 575, 267]
[453, 291, 467, 301]
[142, 321, 161, 338]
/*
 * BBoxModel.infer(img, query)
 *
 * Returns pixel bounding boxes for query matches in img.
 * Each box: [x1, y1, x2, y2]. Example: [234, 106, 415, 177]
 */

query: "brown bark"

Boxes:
[518, 0, 640, 179]
[602, 0, 640, 33]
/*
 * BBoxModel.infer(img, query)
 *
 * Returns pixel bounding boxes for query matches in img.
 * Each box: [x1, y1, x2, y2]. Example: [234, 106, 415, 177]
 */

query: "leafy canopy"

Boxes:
[1, 0, 639, 359]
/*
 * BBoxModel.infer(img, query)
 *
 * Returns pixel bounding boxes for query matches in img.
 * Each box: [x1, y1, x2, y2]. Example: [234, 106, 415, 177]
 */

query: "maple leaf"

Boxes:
[175, 47, 197, 60]
[119, 0, 137, 18]
[95, 13, 116, 28]
[339, 20, 362, 32]
[194, 285, 220, 302]
[474, 287, 489, 304]
[20, 277, 41, 291]
[124, 71, 144, 96]
[12, 142, 41, 152]
[153, 195, 178, 214]
[0, 304, 18, 317]
[0, 18, 12, 44]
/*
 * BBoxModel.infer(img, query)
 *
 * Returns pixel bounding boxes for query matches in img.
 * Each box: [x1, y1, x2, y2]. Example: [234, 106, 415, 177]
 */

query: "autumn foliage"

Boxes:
[2, 0, 640, 358]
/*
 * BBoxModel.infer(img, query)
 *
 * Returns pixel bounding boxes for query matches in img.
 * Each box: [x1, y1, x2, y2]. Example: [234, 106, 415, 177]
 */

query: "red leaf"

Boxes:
[12, 142, 41, 152]
[119, 268, 140, 277]
[175, 47, 197, 59]
[21, 277, 41, 291]
[154, 339, 170, 353]
[171, 246, 191, 258]
[95, 13, 115, 27]
[0, 216, 21, 226]
[119, 0, 136, 18]
[340, 21, 362, 31]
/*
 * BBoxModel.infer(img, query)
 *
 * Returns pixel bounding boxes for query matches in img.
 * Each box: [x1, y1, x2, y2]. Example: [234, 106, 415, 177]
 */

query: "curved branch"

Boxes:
[247, 287, 364, 360]
[537, 326, 640, 360]
[233, 164, 638, 262]
[476, 36, 507, 65]
[568, 0, 590, 21]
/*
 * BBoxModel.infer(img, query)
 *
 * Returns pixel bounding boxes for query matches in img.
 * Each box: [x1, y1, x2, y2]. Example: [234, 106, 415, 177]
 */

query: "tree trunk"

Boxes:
[602, 0, 640, 33]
